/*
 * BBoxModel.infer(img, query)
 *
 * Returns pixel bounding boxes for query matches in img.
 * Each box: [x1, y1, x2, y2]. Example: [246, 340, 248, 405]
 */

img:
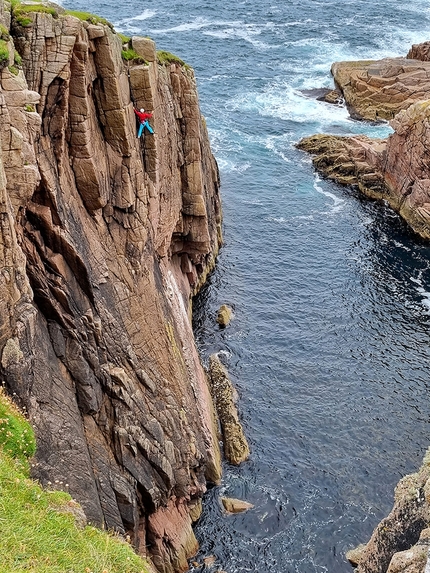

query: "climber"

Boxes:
[134, 108, 154, 137]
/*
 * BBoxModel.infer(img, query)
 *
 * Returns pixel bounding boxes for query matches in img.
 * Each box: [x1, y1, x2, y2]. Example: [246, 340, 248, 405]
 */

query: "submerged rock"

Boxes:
[207, 355, 250, 465]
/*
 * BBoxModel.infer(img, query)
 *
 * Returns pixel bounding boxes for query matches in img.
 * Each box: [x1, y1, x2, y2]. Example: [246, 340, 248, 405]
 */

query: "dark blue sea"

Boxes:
[63, 0, 430, 571]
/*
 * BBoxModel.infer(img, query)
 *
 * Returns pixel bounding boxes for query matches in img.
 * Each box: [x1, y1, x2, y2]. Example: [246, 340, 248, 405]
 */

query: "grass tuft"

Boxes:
[0, 39, 9, 69]
[14, 50, 22, 66]
[0, 389, 149, 573]
[157, 49, 189, 68]
[118, 32, 130, 44]
[121, 47, 147, 64]
[0, 23, 10, 41]
[64, 9, 113, 29]
[12, 3, 58, 27]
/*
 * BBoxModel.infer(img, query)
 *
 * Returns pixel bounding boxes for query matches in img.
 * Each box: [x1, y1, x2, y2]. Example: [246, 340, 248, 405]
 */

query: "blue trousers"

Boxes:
[138, 121, 154, 137]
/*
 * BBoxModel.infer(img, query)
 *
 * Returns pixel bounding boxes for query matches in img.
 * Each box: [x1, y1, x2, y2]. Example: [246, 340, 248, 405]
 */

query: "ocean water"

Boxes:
[63, 0, 430, 571]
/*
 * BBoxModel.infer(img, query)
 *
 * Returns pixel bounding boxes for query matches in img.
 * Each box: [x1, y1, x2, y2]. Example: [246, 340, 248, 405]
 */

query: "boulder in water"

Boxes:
[216, 304, 233, 327]
[221, 497, 254, 514]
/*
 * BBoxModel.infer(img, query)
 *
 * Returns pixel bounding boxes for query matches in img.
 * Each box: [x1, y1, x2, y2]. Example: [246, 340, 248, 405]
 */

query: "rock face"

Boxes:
[0, 4, 223, 572]
[349, 450, 430, 573]
[331, 57, 430, 120]
[298, 98, 430, 239]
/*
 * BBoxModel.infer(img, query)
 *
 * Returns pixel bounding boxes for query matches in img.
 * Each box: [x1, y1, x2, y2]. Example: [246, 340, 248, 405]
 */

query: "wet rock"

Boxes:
[221, 497, 254, 514]
[350, 449, 430, 573]
[207, 355, 250, 465]
[216, 304, 232, 328]
[298, 97, 430, 240]
[346, 543, 368, 567]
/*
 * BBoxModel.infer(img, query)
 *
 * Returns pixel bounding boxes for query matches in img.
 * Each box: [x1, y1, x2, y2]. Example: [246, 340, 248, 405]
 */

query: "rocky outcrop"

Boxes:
[298, 86, 430, 238]
[207, 354, 250, 465]
[331, 57, 430, 121]
[347, 450, 430, 573]
[0, 3, 223, 571]
[216, 304, 232, 328]
[221, 497, 254, 514]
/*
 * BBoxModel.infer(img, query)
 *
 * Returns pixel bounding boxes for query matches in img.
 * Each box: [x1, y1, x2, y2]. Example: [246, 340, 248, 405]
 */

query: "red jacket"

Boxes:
[134, 109, 153, 123]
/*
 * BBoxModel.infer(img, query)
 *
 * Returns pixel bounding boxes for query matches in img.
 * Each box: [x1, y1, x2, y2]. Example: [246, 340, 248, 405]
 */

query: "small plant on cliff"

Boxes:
[121, 47, 147, 64]
[0, 388, 35, 470]
[157, 49, 189, 68]
[14, 49, 22, 67]
[0, 39, 9, 69]
[12, 3, 59, 27]
[118, 32, 131, 45]
[64, 9, 114, 29]
[0, 23, 10, 41]
[0, 388, 149, 573]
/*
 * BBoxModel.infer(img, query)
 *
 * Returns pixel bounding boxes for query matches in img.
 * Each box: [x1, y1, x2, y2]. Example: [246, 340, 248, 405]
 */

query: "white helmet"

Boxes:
[140, 108, 144, 112]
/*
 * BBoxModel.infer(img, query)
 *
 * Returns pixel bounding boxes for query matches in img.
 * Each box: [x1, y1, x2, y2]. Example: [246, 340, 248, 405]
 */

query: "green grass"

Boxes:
[14, 50, 22, 66]
[0, 389, 35, 470]
[0, 39, 9, 68]
[64, 9, 113, 28]
[121, 47, 147, 64]
[0, 23, 10, 41]
[0, 389, 149, 573]
[12, 3, 59, 27]
[118, 33, 130, 44]
[157, 50, 189, 68]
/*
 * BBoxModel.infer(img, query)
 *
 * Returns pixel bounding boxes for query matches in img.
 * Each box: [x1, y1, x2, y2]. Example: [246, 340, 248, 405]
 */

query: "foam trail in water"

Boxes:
[313, 174, 345, 214]
[150, 17, 242, 34]
[115, 9, 156, 28]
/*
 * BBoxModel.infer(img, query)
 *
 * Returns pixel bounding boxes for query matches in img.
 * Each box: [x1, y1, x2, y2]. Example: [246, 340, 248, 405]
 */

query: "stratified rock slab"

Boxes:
[207, 355, 250, 465]
[331, 57, 430, 120]
[221, 497, 254, 514]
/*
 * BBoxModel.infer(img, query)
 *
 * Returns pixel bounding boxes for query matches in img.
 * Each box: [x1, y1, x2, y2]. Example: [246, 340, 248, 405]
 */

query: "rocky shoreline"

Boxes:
[298, 41, 430, 573]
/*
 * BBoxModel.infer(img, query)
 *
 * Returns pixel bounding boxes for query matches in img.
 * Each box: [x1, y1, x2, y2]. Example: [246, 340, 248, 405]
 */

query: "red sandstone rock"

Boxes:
[0, 4, 222, 571]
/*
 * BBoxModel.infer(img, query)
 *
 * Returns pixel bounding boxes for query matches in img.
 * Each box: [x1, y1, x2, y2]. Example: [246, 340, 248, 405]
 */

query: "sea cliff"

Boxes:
[298, 42, 430, 573]
[0, 1, 223, 571]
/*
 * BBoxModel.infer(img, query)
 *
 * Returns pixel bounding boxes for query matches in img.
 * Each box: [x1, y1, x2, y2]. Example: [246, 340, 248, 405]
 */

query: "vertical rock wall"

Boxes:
[0, 4, 222, 572]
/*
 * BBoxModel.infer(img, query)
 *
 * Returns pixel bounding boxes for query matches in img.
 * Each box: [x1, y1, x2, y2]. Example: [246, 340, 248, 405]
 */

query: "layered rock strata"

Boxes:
[0, 2, 223, 571]
[330, 41, 430, 121]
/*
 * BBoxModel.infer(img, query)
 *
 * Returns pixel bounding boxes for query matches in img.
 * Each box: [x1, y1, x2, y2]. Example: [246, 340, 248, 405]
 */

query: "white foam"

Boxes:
[115, 9, 156, 27]
[417, 286, 430, 313]
[313, 174, 345, 214]
[150, 17, 241, 35]
[130, 9, 157, 21]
